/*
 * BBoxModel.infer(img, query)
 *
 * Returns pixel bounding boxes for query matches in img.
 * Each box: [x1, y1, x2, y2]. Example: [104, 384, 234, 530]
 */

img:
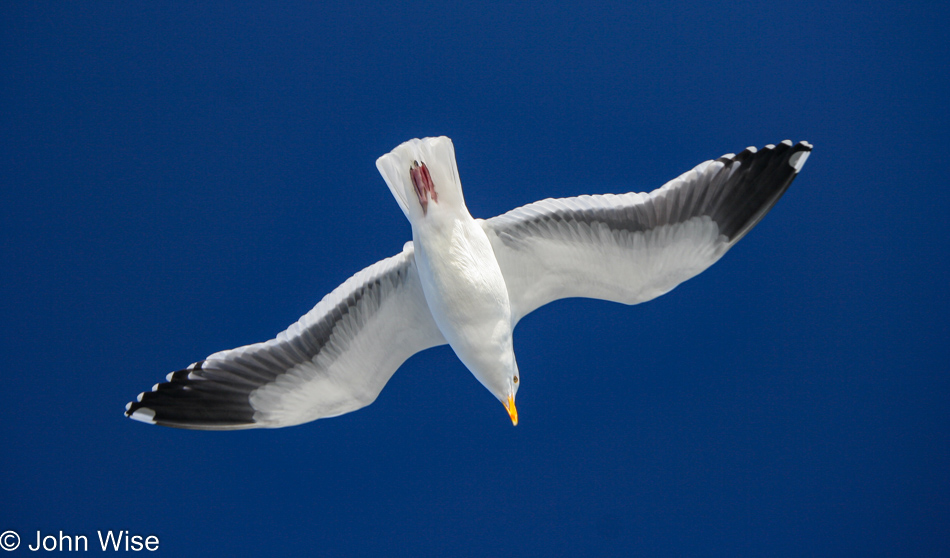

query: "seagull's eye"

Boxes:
[513, 376, 519, 384]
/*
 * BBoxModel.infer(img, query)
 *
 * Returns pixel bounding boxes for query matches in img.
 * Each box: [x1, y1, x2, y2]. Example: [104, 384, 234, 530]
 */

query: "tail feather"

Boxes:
[376, 136, 466, 220]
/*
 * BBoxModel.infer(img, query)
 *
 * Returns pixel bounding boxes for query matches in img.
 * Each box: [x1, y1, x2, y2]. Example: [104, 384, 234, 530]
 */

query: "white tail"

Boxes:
[376, 136, 466, 221]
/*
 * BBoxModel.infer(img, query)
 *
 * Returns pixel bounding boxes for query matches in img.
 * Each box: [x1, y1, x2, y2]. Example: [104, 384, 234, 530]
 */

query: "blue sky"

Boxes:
[2, 1, 947, 556]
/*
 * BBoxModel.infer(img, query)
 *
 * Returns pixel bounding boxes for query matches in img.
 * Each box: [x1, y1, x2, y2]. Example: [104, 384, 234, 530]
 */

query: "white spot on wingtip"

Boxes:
[801, 140, 813, 149]
[765, 144, 775, 150]
[746, 146, 757, 153]
[166, 372, 175, 381]
[151, 383, 160, 392]
[781, 139, 793, 146]
[137, 392, 146, 402]
[129, 408, 156, 424]
[789, 150, 811, 172]
[125, 402, 132, 411]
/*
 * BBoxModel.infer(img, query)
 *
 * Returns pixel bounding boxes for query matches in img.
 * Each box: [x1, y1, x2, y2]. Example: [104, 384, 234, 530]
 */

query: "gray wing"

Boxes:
[125, 242, 445, 430]
[482, 140, 812, 324]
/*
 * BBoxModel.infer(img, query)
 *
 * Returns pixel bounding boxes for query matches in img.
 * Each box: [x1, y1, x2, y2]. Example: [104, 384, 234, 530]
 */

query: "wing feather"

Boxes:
[483, 141, 812, 323]
[125, 243, 445, 430]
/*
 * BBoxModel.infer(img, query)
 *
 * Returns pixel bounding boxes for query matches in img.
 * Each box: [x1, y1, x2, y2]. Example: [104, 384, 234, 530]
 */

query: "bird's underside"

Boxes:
[126, 138, 812, 430]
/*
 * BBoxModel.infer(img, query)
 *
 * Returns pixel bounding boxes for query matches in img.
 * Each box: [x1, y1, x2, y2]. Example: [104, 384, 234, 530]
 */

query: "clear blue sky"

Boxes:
[2, 1, 947, 556]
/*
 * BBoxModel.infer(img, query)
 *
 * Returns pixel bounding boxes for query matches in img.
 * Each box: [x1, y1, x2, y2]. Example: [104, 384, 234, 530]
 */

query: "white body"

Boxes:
[376, 137, 519, 407]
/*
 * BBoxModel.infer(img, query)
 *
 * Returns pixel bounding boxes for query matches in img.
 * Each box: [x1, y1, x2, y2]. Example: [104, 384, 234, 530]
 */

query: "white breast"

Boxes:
[412, 208, 515, 391]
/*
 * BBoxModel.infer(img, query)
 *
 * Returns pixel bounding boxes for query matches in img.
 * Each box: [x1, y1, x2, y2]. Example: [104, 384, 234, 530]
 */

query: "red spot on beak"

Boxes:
[409, 161, 438, 215]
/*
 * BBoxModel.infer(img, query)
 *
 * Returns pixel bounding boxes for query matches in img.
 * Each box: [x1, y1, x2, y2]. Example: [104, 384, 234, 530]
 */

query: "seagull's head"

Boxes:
[376, 136, 467, 222]
[503, 374, 519, 426]
[475, 352, 520, 427]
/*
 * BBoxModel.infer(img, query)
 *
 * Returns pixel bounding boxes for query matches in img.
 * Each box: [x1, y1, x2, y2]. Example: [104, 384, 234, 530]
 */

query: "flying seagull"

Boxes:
[126, 136, 812, 429]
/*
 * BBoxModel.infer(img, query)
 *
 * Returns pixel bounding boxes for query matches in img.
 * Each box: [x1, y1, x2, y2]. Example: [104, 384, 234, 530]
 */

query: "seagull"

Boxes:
[126, 136, 812, 429]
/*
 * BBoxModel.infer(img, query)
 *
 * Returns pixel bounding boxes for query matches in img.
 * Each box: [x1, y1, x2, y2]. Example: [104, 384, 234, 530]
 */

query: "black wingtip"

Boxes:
[712, 140, 813, 243]
[124, 362, 260, 430]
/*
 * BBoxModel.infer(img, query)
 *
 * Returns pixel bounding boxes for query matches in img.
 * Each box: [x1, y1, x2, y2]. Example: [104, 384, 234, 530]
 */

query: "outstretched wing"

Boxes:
[482, 140, 812, 324]
[125, 243, 445, 430]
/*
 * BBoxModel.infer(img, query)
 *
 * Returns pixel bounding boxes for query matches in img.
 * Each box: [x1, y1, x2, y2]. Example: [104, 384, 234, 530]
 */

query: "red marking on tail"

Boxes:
[409, 161, 438, 215]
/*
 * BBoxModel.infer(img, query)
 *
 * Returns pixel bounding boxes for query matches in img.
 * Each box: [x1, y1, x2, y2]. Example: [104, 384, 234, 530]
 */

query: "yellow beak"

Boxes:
[505, 394, 518, 426]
